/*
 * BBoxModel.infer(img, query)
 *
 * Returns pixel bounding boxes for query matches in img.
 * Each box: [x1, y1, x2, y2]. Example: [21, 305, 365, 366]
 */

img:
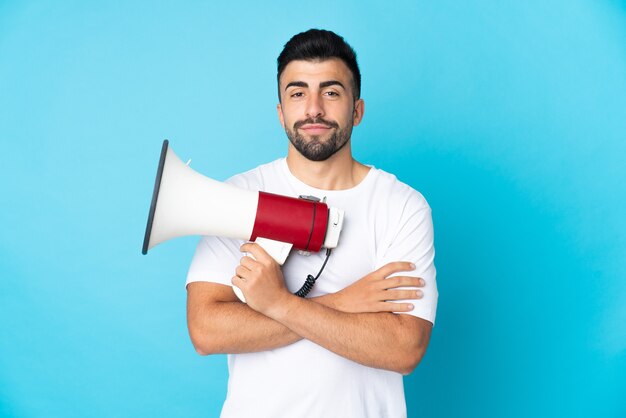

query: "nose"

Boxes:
[305, 94, 324, 119]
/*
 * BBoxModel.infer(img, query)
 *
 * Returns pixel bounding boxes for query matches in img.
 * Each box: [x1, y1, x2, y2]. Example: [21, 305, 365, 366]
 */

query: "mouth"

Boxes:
[299, 124, 333, 135]
[294, 118, 339, 136]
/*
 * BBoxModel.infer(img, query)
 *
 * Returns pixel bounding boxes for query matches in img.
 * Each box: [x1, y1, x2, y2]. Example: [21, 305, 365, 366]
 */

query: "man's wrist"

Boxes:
[312, 293, 340, 310]
[262, 292, 300, 321]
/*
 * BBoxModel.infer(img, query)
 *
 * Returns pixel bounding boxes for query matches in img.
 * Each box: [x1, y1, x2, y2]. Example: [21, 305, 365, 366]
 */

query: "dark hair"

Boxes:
[277, 29, 361, 101]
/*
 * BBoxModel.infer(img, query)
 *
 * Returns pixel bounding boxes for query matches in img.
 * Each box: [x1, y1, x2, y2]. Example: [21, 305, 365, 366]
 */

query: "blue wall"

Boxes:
[1, 1, 624, 417]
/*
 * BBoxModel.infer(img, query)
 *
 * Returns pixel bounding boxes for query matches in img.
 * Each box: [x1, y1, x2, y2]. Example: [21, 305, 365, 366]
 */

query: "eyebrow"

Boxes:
[284, 80, 346, 91]
[285, 81, 308, 90]
[320, 80, 345, 90]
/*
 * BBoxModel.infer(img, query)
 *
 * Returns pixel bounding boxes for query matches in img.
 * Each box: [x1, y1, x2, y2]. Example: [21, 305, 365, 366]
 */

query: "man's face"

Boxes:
[277, 59, 364, 162]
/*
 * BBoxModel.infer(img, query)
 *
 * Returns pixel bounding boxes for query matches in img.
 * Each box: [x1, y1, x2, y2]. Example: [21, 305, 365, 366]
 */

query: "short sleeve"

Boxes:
[186, 235, 243, 288]
[376, 193, 438, 325]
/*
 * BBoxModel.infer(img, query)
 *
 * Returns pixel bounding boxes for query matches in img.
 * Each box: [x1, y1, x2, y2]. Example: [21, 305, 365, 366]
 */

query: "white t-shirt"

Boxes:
[187, 158, 438, 418]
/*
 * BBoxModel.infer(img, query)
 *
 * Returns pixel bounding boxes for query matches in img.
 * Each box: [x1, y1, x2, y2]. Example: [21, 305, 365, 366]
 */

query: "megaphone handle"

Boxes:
[233, 238, 293, 302]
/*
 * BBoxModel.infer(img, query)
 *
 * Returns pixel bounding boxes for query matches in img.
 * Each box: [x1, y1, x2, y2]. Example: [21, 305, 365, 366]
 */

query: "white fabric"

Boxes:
[186, 158, 438, 418]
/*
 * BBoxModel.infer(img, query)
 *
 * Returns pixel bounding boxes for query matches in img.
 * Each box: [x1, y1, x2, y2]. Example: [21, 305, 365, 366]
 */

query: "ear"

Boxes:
[277, 103, 285, 128]
[353, 99, 365, 127]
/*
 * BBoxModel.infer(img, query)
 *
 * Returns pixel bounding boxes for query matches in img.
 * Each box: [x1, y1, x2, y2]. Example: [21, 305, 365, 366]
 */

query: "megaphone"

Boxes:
[142, 140, 345, 301]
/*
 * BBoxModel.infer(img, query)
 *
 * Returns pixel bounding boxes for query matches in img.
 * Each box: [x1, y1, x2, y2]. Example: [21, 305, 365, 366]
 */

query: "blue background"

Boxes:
[1, 1, 625, 417]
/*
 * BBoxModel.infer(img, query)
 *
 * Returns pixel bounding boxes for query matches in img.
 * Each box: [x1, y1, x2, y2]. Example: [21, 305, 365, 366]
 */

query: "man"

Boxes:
[186, 29, 438, 417]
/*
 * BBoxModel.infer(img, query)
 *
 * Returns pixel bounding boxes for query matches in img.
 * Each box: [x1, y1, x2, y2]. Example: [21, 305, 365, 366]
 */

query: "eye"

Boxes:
[290, 91, 304, 98]
[324, 90, 340, 98]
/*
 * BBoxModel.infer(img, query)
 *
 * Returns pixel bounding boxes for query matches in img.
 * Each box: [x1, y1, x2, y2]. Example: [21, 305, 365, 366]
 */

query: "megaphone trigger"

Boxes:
[232, 283, 246, 303]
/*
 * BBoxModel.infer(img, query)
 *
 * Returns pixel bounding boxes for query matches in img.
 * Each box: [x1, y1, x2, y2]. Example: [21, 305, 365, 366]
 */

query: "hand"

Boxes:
[328, 262, 425, 313]
[231, 242, 293, 315]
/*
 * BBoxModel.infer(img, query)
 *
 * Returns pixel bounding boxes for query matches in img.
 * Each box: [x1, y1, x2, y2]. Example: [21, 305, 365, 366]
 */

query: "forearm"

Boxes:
[265, 294, 431, 374]
[188, 301, 299, 354]
[187, 285, 338, 354]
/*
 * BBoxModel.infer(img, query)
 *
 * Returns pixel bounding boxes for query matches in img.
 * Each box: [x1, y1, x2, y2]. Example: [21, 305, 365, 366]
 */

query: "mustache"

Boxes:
[293, 118, 339, 130]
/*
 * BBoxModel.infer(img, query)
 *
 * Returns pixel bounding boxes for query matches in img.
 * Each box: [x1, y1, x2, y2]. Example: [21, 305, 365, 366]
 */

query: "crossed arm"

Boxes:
[187, 244, 432, 375]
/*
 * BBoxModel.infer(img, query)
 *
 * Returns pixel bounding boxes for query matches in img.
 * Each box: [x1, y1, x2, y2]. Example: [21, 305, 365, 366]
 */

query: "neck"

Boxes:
[286, 142, 370, 190]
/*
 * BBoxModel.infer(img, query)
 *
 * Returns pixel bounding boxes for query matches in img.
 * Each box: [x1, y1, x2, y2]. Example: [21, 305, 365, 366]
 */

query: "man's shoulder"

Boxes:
[225, 158, 285, 190]
[368, 167, 430, 212]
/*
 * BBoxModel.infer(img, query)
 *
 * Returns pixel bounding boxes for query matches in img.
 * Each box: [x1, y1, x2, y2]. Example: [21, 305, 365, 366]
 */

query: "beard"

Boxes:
[285, 117, 353, 162]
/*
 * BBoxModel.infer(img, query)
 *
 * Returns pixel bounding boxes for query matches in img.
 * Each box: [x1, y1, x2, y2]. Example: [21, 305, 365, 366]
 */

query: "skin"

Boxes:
[186, 58, 432, 375]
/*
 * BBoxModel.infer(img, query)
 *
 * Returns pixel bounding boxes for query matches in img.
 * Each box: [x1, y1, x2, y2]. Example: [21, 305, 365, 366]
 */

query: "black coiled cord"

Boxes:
[294, 248, 332, 298]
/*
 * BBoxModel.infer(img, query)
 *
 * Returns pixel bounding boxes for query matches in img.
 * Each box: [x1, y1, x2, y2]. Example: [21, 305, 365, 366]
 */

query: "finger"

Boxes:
[235, 265, 251, 280]
[382, 276, 425, 289]
[231, 275, 246, 288]
[384, 289, 423, 301]
[240, 242, 272, 263]
[240, 255, 258, 270]
[377, 301, 415, 313]
[376, 261, 416, 277]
